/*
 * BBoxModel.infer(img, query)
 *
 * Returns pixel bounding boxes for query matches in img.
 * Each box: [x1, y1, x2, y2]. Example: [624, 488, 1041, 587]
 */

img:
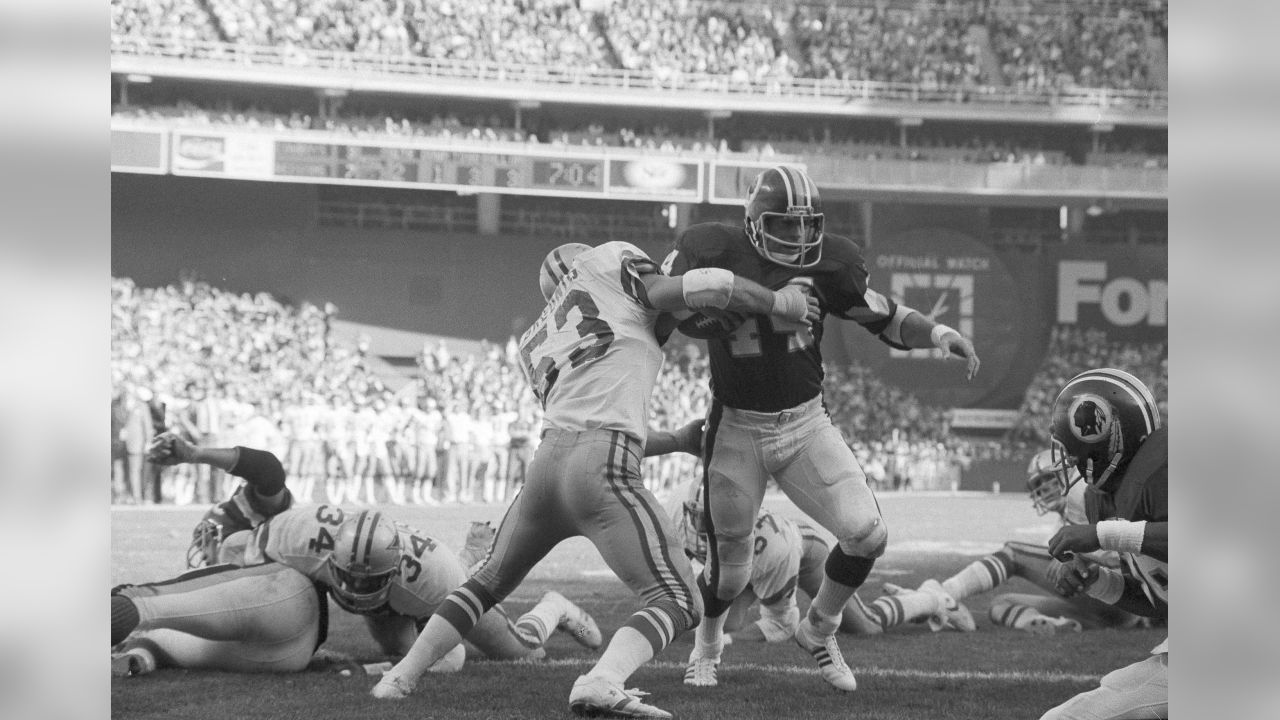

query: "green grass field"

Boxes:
[110, 493, 1164, 719]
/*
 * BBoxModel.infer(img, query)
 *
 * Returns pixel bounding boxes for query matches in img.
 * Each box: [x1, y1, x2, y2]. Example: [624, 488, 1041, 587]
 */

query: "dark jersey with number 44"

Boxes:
[667, 222, 902, 412]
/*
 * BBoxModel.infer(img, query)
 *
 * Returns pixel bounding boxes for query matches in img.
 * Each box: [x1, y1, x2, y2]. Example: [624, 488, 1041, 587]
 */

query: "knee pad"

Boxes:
[836, 515, 888, 559]
[824, 545, 878, 588]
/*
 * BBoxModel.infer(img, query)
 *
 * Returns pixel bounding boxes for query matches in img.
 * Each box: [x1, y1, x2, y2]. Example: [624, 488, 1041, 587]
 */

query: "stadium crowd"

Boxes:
[111, 0, 1166, 93]
[111, 276, 1165, 506]
[113, 101, 1165, 169]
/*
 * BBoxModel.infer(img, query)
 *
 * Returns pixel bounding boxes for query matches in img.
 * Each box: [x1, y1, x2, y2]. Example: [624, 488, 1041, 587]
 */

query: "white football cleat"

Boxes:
[683, 646, 720, 687]
[427, 643, 466, 673]
[547, 591, 603, 650]
[919, 579, 977, 633]
[110, 647, 156, 677]
[370, 672, 416, 700]
[1024, 615, 1083, 636]
[568, 674, 672, 719]
[794, 617, 857, 692]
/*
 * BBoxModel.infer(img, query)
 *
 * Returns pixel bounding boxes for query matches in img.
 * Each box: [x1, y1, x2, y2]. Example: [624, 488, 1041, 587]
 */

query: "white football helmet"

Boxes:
[1025, 449, 1069, 516]
[325, 510, 402, 613]
[538, 243, 592, 301]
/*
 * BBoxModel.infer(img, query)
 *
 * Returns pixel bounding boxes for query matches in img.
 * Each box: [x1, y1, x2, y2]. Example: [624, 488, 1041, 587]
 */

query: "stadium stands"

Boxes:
[110, 0, 1166, 93]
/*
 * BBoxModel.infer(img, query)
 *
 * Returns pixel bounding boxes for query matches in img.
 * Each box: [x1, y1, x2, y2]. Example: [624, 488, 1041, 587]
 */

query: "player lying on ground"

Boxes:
[110, 434, 601, 676]
[899, 450, 1148, 636]
[667, 480, 973, 659]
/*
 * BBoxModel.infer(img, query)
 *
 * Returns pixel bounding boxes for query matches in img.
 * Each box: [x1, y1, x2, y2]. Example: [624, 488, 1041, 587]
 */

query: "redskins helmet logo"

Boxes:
[1067, 394, 1112, 443]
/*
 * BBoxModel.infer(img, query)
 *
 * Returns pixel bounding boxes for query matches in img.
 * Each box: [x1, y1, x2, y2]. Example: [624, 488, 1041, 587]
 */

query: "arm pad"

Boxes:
[682, 268, 736, 310]
[879, 305, 914, 346]
[230, 446, 287, 496]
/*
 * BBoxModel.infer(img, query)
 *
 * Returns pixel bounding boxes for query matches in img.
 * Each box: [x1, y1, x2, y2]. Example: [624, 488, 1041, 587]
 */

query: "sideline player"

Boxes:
[904, 450, 1143, 635]
[370, 240, 819, 719]
[111, 436, 602, 675]
[665, 165, 980, 690]
[667, 481, 974, 647]
[1038, 368, 1169, 720]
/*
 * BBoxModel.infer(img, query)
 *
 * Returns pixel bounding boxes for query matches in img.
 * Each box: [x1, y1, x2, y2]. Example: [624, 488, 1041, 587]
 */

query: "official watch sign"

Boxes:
[839, 227, 1026, 408]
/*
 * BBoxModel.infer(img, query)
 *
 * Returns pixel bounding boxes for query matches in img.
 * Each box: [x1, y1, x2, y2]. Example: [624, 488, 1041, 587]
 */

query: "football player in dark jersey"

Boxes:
[1039, 368, 1168, 720]
[664, 165, 981, 692]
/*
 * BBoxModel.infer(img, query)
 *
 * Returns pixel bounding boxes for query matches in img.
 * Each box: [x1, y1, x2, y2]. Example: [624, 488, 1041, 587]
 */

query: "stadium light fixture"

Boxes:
[125, 74, 152, 84]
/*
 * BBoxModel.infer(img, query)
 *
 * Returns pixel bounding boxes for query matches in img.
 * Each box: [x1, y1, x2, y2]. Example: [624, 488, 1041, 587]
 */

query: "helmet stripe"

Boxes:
[363, 512, 383, 563]
[1088, 368, 1162, 427]
[351, 509, 369, 566]
[1061, 373, 1155, 435]
[774, 165, 796, 207]
[541, 250, 569, 286]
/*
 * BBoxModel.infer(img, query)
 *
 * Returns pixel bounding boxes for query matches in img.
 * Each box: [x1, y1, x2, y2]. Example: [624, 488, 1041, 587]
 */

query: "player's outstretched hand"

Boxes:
[1048, 524, 1101, 560]
[146, 431, 195, 466]
[938, 332, 980, 381]
[671, 418, 705, 456]
[1046, 556, 1100, 597]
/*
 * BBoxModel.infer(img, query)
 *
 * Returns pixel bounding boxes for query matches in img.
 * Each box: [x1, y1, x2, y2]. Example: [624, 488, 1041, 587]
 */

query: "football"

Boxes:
[676, 309, 747, 340]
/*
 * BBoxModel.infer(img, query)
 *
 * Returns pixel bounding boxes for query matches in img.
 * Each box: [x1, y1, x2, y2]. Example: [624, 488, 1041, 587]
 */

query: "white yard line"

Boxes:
[532, 658, 1100, 684]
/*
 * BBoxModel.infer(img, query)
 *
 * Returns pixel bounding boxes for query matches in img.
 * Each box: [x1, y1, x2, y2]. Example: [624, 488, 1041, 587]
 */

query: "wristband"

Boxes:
[930, 323, 959, 352]
[1096, 520, 1146, 555]
[1084, 566, 1125, 605]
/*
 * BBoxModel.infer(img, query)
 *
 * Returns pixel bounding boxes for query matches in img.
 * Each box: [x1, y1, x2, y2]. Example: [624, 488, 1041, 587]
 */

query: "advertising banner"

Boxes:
[824, 227, 1040, 409]
[1046, 245, 1167, 342]
[606, 157, 702, 201]
[111, 128, 167, 174]
[171, 132, 275, 179]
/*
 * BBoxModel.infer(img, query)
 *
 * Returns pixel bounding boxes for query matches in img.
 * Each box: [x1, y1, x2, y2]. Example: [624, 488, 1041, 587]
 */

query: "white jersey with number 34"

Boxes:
[518, 241, 664, 444]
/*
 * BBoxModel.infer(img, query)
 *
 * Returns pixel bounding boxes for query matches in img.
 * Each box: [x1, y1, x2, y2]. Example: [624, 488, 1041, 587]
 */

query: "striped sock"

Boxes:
[991, 601, 1045, 631]
[514, 595, 564, 647]
[865, 590, 939, 630]
[942, 553, 1010, 600]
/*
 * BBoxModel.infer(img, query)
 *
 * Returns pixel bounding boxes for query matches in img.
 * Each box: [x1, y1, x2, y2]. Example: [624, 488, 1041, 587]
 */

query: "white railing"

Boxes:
[110, 36, 1168, 114]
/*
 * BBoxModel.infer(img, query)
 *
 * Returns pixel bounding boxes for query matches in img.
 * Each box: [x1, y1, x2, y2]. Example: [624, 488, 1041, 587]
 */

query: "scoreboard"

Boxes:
[274, 142, 608, 195]
[112, 125, 798, 204]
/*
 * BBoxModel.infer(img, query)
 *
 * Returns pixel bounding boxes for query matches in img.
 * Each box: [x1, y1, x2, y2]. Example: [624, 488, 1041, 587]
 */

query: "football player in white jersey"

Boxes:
[666, 481, 972, 660]
[370, 241, 818, 719]
[111, 434, 602, 676]
[903, 449, 1145, 635]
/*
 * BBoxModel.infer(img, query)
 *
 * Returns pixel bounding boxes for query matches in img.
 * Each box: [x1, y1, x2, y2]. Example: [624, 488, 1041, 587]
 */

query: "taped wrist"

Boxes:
[230, 447, 287, 496]
[771, 286, 808, 322]
[1096, 520, 1146, 555]
[682, 268, 736, 309]
[1084, 566, 1125, 604]
[930, 323, 959, 352]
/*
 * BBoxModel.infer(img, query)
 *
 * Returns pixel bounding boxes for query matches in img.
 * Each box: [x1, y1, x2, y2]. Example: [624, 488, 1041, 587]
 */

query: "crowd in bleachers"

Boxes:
[113, 100, 1166, 169]
[111, 0, 1166, 93]
[790, 3, 983, 89]
[112, 276, 1167, 506]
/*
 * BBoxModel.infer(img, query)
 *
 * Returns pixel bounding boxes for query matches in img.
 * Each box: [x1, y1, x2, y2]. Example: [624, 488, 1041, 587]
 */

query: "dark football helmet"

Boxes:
[538, 242, 592, 301]
[744, 165, 824, 269]
[1049, 368, 1162, 493]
